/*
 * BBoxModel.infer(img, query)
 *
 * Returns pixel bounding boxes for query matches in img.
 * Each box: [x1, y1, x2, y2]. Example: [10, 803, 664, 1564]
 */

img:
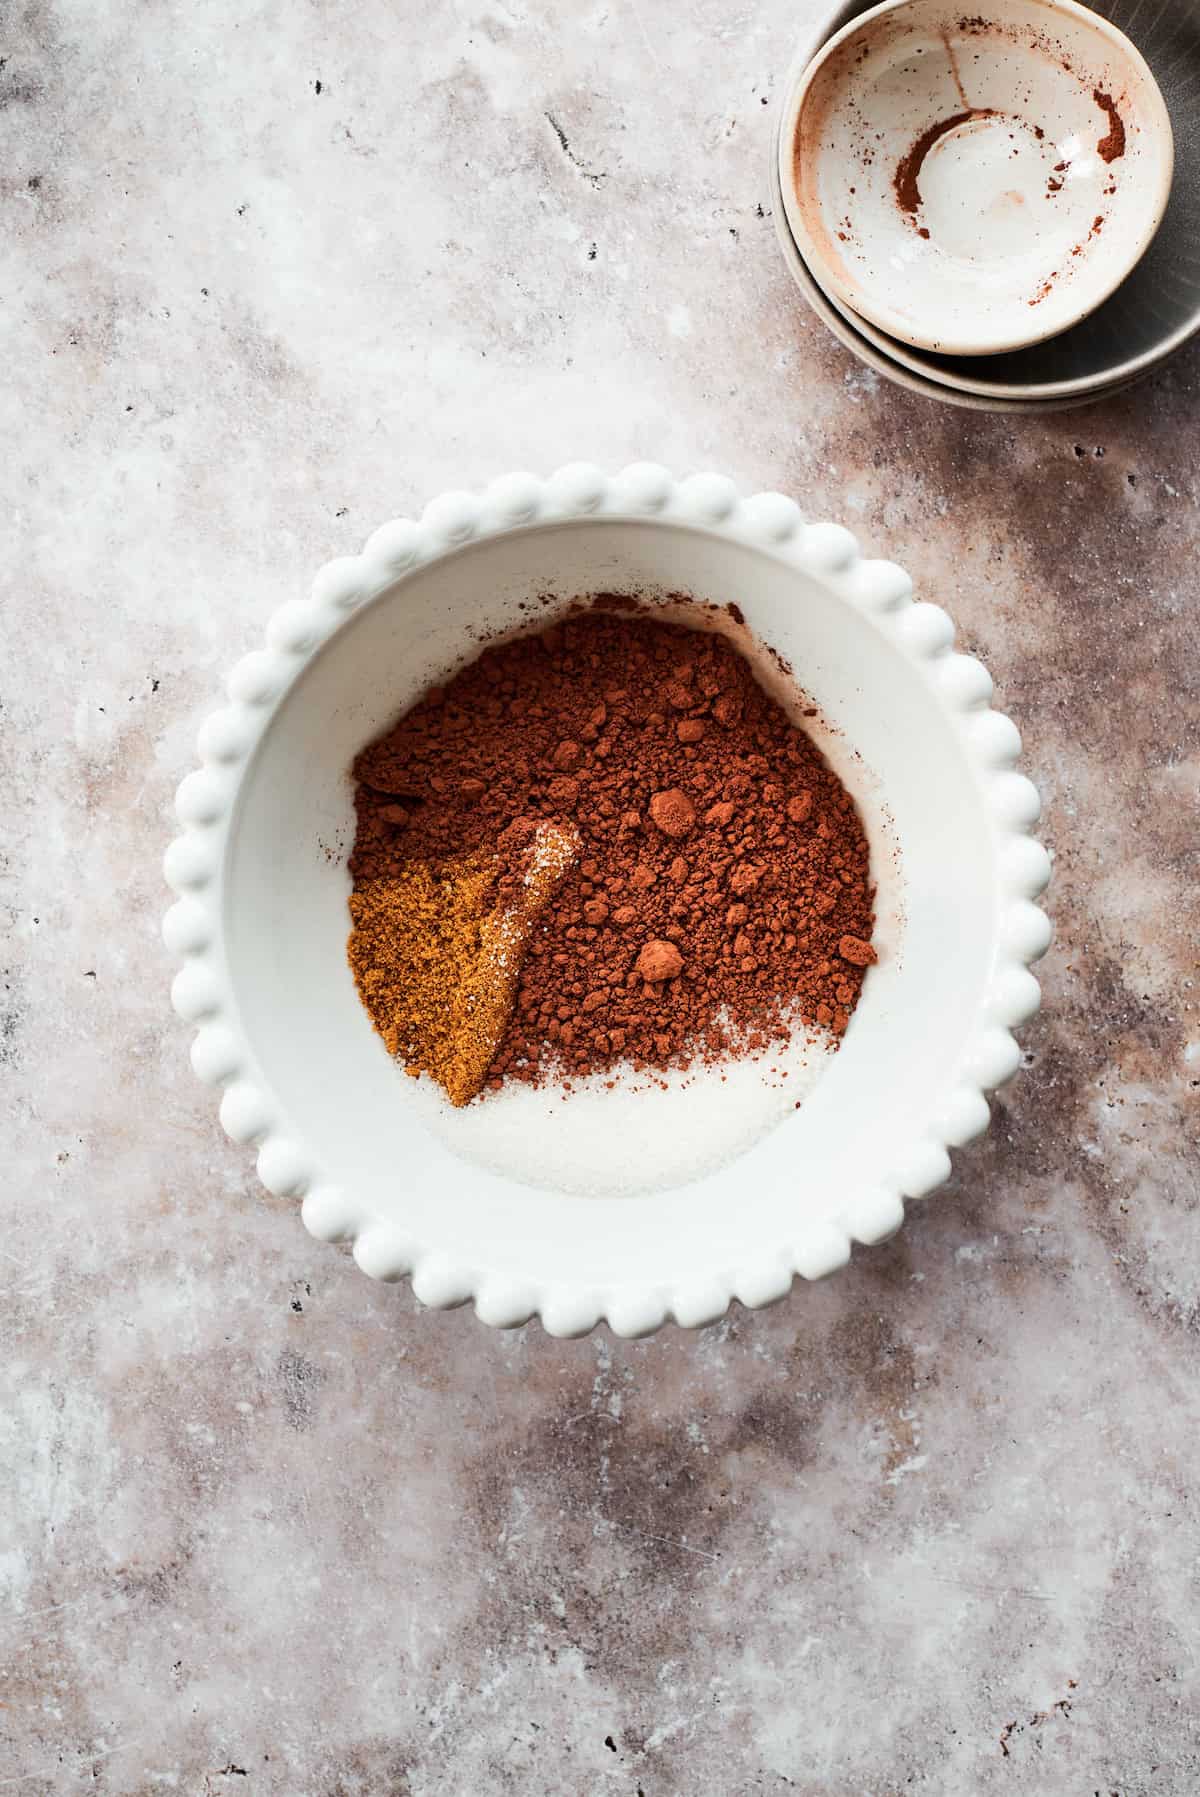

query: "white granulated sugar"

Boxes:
[400, 1025, 838, 1198]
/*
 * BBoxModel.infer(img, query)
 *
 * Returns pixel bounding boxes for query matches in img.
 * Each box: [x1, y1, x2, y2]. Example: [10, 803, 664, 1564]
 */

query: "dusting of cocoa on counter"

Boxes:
[348, 609, 876, 1101]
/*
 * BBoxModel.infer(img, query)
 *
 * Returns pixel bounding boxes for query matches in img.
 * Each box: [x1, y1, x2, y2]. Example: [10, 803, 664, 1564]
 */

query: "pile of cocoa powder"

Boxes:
[348, 605, 876, 1101]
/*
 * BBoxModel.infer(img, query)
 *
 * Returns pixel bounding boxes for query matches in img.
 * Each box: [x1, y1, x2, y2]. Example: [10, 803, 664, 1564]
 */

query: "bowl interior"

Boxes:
[778, 0, 1200, 394]
[224, 522, 999, 1289]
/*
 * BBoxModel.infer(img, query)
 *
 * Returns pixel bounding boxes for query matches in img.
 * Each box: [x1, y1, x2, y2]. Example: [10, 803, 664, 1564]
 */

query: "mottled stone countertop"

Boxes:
[3, 0, 1199, 1790]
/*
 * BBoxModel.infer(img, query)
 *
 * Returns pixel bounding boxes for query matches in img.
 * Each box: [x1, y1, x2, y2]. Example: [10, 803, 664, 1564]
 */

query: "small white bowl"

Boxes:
[770, 125, 1139, 410]
[164, 468, 1050, 1337]
[781, 0, 1173, 356]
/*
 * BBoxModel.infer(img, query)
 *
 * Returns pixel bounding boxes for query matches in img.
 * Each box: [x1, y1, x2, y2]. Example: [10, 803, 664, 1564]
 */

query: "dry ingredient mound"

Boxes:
[348, 607, 876, 1105]
[348, 820, 579, 1106]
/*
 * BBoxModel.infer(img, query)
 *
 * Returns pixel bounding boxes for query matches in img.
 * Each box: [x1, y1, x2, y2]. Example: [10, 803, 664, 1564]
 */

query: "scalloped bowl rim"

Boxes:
[164, 465, 1051, 1337]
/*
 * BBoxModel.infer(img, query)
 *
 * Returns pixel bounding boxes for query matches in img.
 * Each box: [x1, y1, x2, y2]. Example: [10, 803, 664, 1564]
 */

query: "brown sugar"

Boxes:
[348, 608, 876, 1098]
[348, 821, 578, 1105]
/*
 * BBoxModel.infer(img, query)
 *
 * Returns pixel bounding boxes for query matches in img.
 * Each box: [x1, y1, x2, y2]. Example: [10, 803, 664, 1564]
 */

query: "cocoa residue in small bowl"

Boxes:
[894, 107, 997, 218]
[1093, 87, 1126, 163]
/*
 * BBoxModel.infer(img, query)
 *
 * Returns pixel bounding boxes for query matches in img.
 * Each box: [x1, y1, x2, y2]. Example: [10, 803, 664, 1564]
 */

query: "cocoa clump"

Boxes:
[649, 788, 696, 836]
[636, 939, 684, 983]
[730, 862, 764, 894]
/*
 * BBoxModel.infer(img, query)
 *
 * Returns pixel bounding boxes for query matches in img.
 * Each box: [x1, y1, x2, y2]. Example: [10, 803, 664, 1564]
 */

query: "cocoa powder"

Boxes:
[349, 608, 876, 1097]
[1093, 88, 1125, 164]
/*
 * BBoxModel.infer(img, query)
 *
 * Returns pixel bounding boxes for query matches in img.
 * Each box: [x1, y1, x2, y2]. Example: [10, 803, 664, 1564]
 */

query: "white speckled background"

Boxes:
[3, 0, 1199, 1790]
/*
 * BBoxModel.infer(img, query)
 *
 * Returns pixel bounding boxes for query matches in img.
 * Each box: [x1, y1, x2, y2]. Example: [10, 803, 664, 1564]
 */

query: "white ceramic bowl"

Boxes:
[164, 467, 1050, 1337]
[781, 0, 1173, 356]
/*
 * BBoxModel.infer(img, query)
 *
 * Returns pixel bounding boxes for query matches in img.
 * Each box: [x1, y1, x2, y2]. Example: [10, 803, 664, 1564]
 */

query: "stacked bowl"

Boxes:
[772, 0, 1200, 411]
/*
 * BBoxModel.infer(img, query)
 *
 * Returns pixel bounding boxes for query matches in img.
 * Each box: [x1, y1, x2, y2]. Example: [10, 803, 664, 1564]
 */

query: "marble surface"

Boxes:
[4, 0, 1199, 1790]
